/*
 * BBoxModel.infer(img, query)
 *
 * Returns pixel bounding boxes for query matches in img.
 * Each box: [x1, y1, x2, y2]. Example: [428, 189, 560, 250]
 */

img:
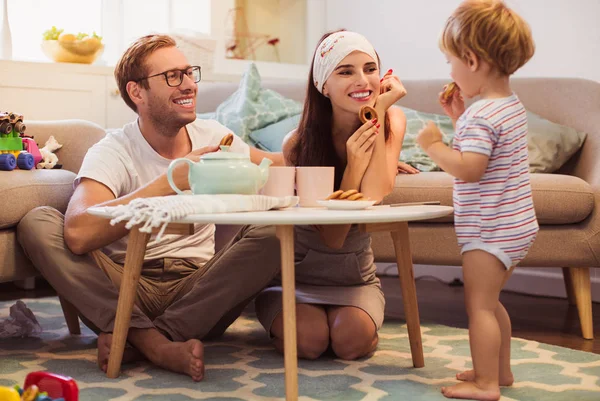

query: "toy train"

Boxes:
[0, 112, 42, 171]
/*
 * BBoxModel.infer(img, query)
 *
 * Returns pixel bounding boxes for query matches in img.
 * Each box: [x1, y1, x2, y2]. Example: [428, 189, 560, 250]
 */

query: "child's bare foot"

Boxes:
[441, 381, 500, 401]
[456, 369, 514, 386]
[152, 339, 205, 381]
[97, 332, 144, 372]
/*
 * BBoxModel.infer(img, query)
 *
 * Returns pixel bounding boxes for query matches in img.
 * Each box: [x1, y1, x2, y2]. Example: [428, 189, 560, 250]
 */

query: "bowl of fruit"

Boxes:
[41, 26, 104, 64]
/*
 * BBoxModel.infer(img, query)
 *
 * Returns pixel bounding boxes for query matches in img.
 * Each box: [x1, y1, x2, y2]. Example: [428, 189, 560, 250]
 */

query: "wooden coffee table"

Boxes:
[88, 204, 453, 400]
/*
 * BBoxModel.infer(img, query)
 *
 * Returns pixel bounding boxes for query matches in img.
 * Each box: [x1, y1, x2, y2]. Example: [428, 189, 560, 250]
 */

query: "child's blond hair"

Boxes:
[440, 0, 535, 75]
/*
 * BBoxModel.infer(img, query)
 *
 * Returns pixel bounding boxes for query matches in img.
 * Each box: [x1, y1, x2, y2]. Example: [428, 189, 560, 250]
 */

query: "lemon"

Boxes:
[58, 33, 77, 43]
[83, 36, 102, 50]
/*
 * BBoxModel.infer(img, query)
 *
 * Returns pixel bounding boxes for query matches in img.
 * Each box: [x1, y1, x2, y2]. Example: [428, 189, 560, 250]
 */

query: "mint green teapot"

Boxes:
[167, 146, 272, 195]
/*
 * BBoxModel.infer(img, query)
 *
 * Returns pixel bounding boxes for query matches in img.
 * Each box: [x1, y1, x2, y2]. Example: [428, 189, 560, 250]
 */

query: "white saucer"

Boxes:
[316, 199, 377, 210]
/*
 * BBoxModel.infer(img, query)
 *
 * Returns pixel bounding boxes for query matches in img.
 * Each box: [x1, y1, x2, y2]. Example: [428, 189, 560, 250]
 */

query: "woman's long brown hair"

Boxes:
[289, 30, 392, 190]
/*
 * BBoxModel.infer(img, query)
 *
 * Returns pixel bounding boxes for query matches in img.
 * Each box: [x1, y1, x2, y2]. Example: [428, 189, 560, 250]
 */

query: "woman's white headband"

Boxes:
[312, 31, 378, 94]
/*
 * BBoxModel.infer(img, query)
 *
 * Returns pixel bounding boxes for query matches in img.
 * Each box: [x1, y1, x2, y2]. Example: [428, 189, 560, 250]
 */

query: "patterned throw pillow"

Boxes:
[214, 63, 302, 142]
[399, 107, 455, 172]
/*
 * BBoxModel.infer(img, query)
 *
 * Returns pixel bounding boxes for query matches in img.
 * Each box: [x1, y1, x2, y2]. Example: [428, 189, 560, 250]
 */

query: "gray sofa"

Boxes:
[198, 77, 600, 340]
[3, 78, 598, 340]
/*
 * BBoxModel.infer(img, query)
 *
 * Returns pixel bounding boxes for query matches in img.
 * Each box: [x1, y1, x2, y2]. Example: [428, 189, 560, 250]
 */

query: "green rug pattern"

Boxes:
[1, 298, 599, 400]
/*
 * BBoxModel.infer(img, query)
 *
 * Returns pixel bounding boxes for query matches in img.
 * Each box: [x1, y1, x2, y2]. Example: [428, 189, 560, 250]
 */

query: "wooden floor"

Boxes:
[1, 276, 598, 354]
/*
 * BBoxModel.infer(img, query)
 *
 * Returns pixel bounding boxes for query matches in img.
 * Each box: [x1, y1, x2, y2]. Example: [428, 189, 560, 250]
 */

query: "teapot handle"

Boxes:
[167, 158, 194, 195]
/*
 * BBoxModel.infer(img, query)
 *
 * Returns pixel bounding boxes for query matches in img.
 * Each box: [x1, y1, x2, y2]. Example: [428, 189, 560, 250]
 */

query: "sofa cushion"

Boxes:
[249, 114, 301, 152]
[527, 111, 588, 173]
[399, 107, 588, 174]
[214, 63, 302, 142]
[386, 172, 594, 225]
[400, 107, 455, 172]
[0, 169, 76, 229]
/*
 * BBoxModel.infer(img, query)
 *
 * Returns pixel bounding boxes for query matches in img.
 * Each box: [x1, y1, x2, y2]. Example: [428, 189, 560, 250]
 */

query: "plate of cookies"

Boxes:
[317, 190, 377, 210]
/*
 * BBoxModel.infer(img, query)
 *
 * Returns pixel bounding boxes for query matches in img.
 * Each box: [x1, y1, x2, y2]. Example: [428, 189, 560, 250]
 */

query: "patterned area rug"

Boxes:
[1, 298, 599, 401]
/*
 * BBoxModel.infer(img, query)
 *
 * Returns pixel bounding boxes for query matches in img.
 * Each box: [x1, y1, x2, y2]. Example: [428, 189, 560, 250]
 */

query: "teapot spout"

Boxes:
[258, 158, 273, 188]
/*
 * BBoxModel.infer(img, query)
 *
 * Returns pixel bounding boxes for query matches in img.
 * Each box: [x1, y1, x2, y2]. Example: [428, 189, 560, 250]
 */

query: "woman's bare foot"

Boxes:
[441, 381, 500, 401]
[97, 332, 144, 372]
[456, 369, 514, 386]
[151, 339, 205, 382]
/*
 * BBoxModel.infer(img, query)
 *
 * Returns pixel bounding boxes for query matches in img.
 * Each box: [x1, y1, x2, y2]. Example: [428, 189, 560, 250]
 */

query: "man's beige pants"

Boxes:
[17, 206, 281, 342]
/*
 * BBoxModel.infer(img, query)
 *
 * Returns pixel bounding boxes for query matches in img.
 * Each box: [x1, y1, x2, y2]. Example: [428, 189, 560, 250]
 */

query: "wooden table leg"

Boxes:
[106, 227, 150, 378]
[276, 225, 298, 401]
[390, 222, 424, 368]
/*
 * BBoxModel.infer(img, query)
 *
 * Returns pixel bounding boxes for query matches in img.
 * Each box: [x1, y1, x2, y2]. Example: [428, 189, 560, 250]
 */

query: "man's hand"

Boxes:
[170, 145, 220, 190]
[187, 145, 220, 162]
[417, 121, 444, 152]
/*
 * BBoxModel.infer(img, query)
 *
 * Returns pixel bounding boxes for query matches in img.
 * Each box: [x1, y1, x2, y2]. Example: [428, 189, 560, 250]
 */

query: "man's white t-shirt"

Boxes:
[75, 119, 250, 265]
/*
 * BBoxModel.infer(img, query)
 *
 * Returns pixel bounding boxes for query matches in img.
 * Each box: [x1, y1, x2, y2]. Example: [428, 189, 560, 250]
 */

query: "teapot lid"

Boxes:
[201, 146, 249, 160]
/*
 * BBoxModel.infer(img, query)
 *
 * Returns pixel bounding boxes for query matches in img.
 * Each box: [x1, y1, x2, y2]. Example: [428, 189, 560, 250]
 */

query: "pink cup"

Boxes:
[295, 166, 335, 207]
[261, 166, 296, 197]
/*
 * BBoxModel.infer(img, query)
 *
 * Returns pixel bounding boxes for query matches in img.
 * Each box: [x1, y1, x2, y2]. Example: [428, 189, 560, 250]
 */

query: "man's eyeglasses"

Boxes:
[136, 66, 201, 87]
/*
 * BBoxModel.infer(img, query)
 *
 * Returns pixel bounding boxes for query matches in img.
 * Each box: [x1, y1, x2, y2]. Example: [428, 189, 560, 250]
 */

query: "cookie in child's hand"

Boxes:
[219, 133, 234, 147]
[442, 82, 458, 101]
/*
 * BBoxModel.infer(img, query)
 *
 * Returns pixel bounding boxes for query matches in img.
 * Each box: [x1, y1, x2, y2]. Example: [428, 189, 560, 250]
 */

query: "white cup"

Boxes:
[295, 166, 335, 207]
[260, 166, 296, 197]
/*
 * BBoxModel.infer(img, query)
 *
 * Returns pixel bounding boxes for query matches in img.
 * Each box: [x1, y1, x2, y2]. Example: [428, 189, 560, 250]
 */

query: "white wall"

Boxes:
[325, 0, 600, 83]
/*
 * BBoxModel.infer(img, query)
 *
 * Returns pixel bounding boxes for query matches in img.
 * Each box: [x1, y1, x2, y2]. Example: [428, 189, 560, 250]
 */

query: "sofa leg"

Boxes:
[59, 296, 81, 335]
[562, 267, 577, 306]
[564, 267, 594, 340]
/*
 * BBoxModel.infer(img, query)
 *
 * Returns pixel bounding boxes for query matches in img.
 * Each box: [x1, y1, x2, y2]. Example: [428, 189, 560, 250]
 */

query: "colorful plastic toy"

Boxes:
[0, 386, 21, 401]
[0, 371, 78, 401]
[0, 112, 41, 171]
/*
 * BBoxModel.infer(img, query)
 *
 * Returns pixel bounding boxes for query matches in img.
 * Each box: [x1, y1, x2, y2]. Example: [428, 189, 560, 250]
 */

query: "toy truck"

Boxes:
[0, 371, 79, 401]
[0, 112, 42, 171]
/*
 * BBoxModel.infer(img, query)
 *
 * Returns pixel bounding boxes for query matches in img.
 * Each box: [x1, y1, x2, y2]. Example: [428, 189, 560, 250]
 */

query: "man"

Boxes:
[17, 34, 284, 381]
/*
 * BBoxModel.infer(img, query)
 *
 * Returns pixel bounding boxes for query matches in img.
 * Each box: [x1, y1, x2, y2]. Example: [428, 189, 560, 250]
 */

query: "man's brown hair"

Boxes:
[439, 0, 535, 76]
[114, 34, 177, 112]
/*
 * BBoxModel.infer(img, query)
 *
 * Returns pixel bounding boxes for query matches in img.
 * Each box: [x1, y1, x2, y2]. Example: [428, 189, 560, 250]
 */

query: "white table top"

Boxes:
[88, 204, 453, 225]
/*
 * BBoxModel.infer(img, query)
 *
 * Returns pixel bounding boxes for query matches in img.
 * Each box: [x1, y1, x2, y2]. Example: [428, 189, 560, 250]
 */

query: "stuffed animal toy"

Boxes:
[37, 136, 63, 169]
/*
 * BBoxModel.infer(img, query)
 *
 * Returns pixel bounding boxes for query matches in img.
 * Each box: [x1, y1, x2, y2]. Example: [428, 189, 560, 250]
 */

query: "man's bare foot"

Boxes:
[151, 339, 205, 382]
[97, 332, 144, 372]
[456, 369, 514, 386]
[441, 381, 500, 401]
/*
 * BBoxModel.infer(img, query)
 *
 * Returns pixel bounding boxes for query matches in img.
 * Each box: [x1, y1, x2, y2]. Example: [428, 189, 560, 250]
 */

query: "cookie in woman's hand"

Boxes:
[359, 106, 378, 123]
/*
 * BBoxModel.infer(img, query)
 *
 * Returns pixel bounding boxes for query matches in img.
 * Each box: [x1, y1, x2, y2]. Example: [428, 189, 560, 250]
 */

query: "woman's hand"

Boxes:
[346, 118, 380, 176]
[397, 161, 419, 174]
[439, 85, 465, 120]
[377, 69, 407, 111]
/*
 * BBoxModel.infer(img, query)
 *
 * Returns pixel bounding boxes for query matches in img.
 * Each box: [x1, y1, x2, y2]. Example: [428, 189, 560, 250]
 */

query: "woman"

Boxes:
[255, 30, 409, 360]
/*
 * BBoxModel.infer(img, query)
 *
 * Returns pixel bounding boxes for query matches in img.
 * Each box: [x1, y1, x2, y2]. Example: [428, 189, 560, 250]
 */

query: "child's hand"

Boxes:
[439, 84, 465, 120]
[377, 69, 407, 110]
[417, 121, 443, 151]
